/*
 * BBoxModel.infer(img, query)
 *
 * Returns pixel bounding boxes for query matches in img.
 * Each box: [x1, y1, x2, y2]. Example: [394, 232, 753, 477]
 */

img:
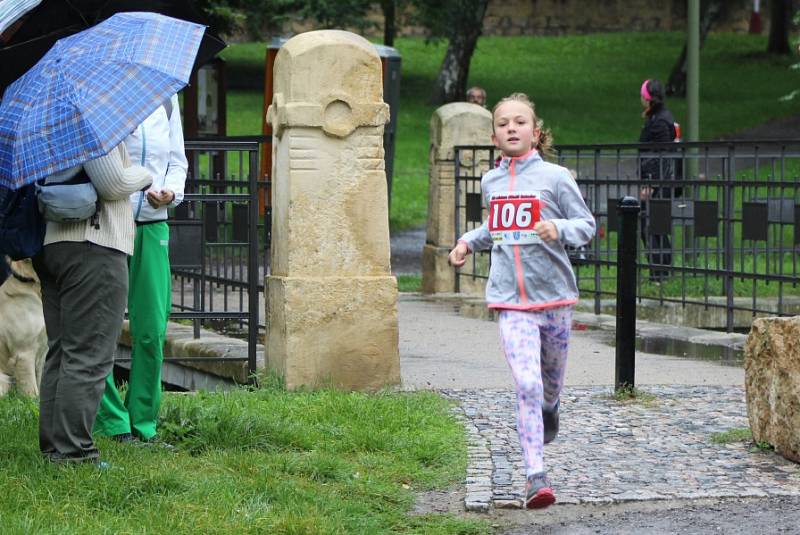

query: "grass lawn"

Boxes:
[219, 32, 800, 231]
[0, 380, 486, 534]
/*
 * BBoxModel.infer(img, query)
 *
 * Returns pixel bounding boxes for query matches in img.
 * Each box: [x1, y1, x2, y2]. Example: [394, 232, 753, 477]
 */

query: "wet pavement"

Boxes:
[390, 224, 425, 275]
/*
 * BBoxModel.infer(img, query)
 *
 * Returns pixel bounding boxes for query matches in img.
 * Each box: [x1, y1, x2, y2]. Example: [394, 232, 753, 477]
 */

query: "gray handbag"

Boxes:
[37, 166, 98, 223]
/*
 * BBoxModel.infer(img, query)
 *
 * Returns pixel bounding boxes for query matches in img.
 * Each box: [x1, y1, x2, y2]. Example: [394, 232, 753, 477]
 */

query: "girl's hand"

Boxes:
[448, 242, 469, 268]
[533, 221, 559, 242]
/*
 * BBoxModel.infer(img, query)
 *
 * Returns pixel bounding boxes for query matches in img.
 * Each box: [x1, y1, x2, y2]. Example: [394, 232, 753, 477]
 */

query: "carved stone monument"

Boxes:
[745, 316, 800, 463]
[422, 103, 493, 294]
[266, 30, 400, 391]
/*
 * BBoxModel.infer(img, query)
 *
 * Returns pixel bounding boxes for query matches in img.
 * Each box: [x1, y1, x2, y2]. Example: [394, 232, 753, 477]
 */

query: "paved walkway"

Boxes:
[397, 295, 800, 512]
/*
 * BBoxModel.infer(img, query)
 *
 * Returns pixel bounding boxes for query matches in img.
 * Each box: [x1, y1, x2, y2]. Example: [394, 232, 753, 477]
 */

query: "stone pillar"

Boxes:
[745, 316, 800, 463]
[422, 103, 493, 294]
[265, 30, 399, 391]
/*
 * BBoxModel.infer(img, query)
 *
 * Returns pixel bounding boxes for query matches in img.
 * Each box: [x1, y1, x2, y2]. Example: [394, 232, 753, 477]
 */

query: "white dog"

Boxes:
[0, 257, 47, 396]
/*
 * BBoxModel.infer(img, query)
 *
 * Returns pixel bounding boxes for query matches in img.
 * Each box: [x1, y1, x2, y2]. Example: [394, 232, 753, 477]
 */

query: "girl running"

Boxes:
[449, 93, 595, 509]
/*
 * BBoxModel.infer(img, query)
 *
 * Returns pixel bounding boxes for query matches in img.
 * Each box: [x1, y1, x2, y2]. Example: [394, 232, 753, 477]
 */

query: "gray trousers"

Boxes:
[33, 241, 127, 461]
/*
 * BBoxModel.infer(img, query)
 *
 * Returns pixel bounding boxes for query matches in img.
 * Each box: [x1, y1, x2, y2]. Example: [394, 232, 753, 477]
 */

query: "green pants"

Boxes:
[94, 222, 171, 440]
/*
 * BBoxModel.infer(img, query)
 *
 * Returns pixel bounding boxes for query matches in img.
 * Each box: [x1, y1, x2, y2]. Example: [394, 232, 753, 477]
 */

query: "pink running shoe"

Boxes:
[525, 472, 556, 509]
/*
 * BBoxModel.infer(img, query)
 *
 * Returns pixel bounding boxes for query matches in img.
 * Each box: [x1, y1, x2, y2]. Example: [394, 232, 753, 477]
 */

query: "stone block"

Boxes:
[745, 316, 800, 463]
[267, 276, 400, 391]
[424, 103, 492, 295]
[421, 244, 454, 294]
[430, 103, 492, 161]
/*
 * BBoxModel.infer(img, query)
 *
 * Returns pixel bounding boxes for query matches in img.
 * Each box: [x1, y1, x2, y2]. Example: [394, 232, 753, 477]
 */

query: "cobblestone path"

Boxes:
[443, 386, 800, 511]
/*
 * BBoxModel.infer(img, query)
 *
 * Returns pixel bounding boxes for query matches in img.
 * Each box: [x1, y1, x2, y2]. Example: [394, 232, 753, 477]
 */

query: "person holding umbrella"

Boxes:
[0, 12, 204, 464]
[35, 146, 153, 464]
[94, 94, 188, 445]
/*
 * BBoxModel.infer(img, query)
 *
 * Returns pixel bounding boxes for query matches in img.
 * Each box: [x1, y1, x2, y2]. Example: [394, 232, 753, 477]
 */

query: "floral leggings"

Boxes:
[498, 306, 572, 476]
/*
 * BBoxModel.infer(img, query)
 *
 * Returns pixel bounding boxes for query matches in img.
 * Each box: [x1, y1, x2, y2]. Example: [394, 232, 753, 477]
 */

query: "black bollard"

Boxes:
[615, 196, 641, 392]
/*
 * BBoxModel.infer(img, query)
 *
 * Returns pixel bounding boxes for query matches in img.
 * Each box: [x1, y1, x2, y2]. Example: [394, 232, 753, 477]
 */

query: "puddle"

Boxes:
[604, 334, 743, 367]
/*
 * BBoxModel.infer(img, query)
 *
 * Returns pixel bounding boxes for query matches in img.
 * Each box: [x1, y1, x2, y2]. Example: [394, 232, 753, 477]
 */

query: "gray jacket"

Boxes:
[459, 150, 595, 310]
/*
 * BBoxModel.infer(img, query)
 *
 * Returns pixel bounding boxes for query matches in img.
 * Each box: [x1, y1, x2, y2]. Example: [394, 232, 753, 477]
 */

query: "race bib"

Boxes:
[488, 191, 545, 245]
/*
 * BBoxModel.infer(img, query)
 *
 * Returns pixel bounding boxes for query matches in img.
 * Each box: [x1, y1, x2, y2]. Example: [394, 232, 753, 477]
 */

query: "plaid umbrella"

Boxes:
[0, 11, 204, 189]
[0, 0, 227, 94]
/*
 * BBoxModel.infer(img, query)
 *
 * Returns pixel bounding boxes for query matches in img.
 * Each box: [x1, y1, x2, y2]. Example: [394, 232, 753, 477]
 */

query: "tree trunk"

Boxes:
[429, 0, 490, 105]
[666, 0, 724, 97]
[381, 0, 395, 46]
[767, 0, 792, 54]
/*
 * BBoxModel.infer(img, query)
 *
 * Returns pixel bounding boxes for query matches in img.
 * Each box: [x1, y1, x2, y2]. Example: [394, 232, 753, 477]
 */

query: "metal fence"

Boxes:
[454, 140, 800, 331]
[158, 137, 270, 377]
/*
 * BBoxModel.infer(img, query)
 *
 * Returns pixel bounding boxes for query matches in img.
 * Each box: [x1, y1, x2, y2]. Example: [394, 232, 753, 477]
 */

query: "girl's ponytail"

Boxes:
[535, 120, 554, 160]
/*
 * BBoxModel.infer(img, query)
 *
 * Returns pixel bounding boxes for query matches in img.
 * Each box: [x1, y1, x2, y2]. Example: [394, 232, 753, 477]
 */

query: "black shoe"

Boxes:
[543, 400, 560, 444]
[143, 436, 176, 451]
[46, 452, 100, 464]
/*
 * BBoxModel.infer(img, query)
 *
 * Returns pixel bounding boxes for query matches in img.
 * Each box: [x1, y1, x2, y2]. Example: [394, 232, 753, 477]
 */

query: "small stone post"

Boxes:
[745, 316, 800, 463]
[422, 103, 492, 294]
[265, 30, 399, 391]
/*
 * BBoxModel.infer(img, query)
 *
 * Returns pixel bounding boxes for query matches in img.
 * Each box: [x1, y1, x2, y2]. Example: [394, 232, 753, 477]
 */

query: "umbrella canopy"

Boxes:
[0, 0, 226, 93]
[0, 11, 204, 189]
[0, 0, 41, 36]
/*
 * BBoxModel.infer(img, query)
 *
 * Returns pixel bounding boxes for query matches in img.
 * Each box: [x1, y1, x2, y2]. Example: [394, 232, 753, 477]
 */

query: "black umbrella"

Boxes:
[0, 0, 226, 93]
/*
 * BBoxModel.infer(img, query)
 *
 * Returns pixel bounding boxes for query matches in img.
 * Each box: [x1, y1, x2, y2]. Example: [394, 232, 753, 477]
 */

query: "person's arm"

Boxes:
[162, 94, 188, 207]
[459, 220, 493, 253]
[548, 169, 596, 248]
[85, 145, 152, 200]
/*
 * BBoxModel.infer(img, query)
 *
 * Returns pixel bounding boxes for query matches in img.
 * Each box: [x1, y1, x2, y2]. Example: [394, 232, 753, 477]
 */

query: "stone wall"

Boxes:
[283, 0, 766, 39]
[479, 0, 756, 36]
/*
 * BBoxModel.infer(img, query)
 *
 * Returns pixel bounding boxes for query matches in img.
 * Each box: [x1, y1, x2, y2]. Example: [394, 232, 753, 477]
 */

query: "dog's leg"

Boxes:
[34, 332, 47, 389]
[14, 348, 40, 397]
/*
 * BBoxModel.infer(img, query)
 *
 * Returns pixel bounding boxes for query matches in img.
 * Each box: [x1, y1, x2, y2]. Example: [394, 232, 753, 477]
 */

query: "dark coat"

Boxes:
[639, 106, 677, 181]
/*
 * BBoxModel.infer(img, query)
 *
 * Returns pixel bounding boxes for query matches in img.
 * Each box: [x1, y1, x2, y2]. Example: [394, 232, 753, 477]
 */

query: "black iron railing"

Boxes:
[142, 137, 269, 378]
[454, 140, 800, 332]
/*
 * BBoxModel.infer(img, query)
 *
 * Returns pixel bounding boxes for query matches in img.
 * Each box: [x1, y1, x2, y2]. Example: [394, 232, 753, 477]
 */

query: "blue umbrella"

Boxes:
[0, 11, 204, 189]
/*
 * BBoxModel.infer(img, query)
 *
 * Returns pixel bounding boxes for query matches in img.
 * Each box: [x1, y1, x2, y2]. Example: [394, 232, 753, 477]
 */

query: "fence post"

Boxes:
[265, 30, 399, 391]
[615, 196, 641, 391]
[724, 144, 735, 332]
[422, 103, 492, 294]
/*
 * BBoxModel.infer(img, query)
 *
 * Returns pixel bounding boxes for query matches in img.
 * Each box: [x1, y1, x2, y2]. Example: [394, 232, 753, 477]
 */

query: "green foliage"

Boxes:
[0, 389, 486, 534]
[407, 0, 489, 42]
[710, 427, 753, 444]
[298, 0, 377, 31]
[197, 0, 301, 40]
[397, 274, 423, 292]
[780, 10, 800, 101]
[199, 0, 384, 39]
[609, 386, 658, 404]
[750, 440, 774, 452]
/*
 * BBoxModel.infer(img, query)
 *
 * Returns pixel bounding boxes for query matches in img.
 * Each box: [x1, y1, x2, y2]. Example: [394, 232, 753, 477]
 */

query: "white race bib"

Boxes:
[488, 191, 545, 245]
